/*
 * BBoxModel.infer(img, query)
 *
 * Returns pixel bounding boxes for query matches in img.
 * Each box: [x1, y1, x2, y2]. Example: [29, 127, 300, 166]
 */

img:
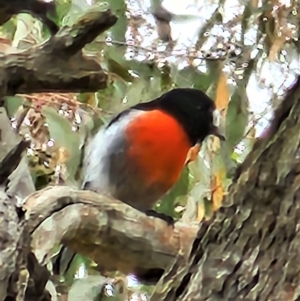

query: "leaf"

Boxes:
[104, 49, 134, 83]
[113, 76, 128, 103]
[125, 79, 147, 107]
[160, 63, 172, 91]
[203, 196, 213, 217]
[269, 28, 292, 62]
[205, 61, 223, 99]
[215, 71, 230, 114]
[106, 0, 127, 44]
[210, 167, 226, 211]
[238, 127, 256, 163]
[127, 60, 160, 79]
[13, 14, 36, 46]
[78, 93, 98, 107]
[149, 75, 162, 99]
[172, 14, 200, 23]
[211, 70, 230, 151]
[4, 96, 23, 117]
[171, 65, 212, 91]
[157, 167, 190, 217]
[182, 183, 207, 223]
[0, 37, 19, 55]
[42, 107, 82, 183]
[185, 143, 201, 165]
[225, 86, 249, 151]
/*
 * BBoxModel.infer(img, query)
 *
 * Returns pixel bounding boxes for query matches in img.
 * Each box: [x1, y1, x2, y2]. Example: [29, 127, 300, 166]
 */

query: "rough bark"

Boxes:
[0, 9, 119, 301]
[0, 9, 117, 96]
[150, 77, 300, 301]
[0, 107, 35, 301]
[23, 186, 197, 280]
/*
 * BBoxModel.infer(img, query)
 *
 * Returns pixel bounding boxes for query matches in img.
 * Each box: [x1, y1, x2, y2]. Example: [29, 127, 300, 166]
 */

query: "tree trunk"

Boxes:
[151, 78, 300, 301]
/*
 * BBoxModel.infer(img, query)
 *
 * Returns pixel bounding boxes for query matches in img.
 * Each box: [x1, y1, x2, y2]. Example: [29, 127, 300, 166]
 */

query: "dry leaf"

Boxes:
[210, 70, 229, 151]
[269, 4, 294, 62]
[251, 0, 259, 8]
[215, 71, 230, 117]
[246, 126, 256, 139]
[210, 168, 225, 211]
[269, 29, 292, 62]
[0, 37, 21, 55]
[57, 147, 69, 165]
[185, 143, 201, 165]
[86, 93, 98, 107]
[197, 203, 205, 221]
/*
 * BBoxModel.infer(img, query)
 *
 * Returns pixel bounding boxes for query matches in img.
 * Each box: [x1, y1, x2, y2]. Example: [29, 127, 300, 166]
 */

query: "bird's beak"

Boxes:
[210, 125, 226, 141]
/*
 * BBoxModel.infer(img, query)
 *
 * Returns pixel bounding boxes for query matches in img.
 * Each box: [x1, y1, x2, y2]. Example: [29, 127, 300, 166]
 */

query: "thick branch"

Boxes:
[24, 186, 198, 278]
[0, 9, 118, 96]
[151, 78, 300, 301]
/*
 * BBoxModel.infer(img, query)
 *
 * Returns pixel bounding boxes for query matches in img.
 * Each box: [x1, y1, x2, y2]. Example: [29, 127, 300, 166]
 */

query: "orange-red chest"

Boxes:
[125, 110, 192, 192]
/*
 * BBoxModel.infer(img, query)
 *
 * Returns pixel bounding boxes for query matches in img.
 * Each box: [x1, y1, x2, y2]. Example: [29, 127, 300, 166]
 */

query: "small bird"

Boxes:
[83, 88, 224, 219]
[53, 88, 225, 283]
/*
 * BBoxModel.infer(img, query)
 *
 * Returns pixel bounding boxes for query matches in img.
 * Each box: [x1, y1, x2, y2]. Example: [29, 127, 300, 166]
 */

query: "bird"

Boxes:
[52, 87, 225, 283]
[83, 88, 224, 219]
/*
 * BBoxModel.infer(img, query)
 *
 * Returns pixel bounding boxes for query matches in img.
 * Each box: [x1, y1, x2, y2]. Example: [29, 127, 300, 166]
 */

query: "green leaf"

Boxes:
[125, 77, 162, 109]
[171, 65, 212, 91]
[42, 107, 82, 183]
[157, 167, 189, 217]
[107, 57, 134, 82]
[113, 77, 128, 102]
[68, 274, 108, 301]
[4, 96, 23, 117]
[239, 136, 256, 163]
[126, 80, 147, 106]
[127, 60, 160, 79]
[225, 86, 249, 151]
[14, 14, 36, 45]
[63, 254, 86, 287]
[107, 0, 127, 42]
[160, 63, 172, 91]
[172, 14, 200, 23]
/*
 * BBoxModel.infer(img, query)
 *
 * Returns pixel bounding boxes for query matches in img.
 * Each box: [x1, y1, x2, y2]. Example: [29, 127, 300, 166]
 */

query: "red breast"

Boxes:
[125, 109, 191, 193]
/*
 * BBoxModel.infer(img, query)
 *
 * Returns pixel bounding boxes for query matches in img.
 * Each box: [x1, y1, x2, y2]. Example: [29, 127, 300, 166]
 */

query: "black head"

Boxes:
[131, 88, 225, 145]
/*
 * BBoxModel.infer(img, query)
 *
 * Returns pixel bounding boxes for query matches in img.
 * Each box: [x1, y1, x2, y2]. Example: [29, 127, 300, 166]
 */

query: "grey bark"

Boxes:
[151, 77, 300, 301]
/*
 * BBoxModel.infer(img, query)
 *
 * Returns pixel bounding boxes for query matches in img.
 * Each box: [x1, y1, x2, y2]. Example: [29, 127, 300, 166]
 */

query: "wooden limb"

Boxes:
[24, 186, 198, 279]
[0, 9, 118, 96]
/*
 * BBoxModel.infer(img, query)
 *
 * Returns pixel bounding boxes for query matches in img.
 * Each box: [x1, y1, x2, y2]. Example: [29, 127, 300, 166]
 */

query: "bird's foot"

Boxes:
[145, 209, 175, 226]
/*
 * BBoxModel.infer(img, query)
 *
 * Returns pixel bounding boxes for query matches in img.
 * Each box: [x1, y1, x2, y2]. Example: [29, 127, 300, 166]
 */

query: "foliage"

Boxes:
[1, 0, 299, 299]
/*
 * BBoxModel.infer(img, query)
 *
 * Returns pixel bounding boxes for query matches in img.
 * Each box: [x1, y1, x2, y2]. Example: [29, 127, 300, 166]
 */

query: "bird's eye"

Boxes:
[212, 110, 221, 126]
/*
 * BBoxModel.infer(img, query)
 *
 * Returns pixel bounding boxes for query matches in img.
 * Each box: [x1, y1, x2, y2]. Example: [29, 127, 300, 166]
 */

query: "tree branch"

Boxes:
[151, 77, 300, 301]
[0, 9, 118, 96]
[0, 106, 35, 301]
[24, 186, 198, 279]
